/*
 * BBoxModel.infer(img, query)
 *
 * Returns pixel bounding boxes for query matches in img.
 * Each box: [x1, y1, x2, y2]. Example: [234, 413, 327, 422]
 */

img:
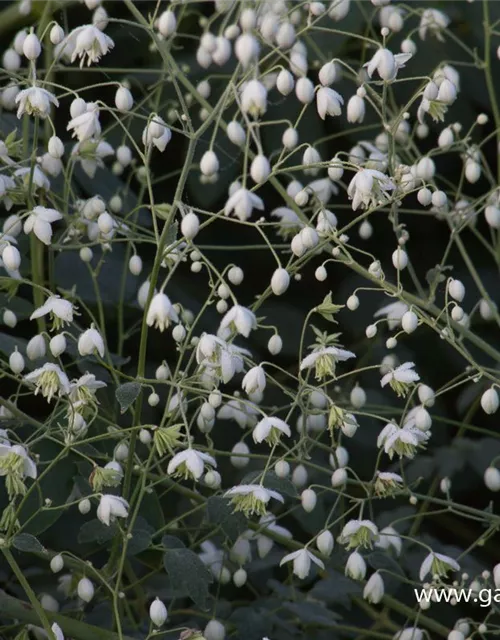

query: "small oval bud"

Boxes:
[77, 577, 94, 603]
[392, 248, 408, 270]
[79, 498, 91, 514]
[200, 150, 219, 176]
[316, 530, 334, 555]
[268, 334, 282, 355]
[292, 464, 308, 488]
[48, 135, 64, 159]
[402, 310, 418, 334]
[149, 597, 168, 626]
[23, 33, 41, 60]
[275, 460, 290, 477]
[50, 334, 66, 357]
[2, 245, 21, 271]
[50, 24, 65, 45]
[481, 387, 499, 415]
[233, 568, 247, 587]
[350, 385, 366, 409]
[484, 466, 500, 492]
[158, 10, 176, 37]
[115, 86, 134, 112]
[271, 268, 290, 295]
[347, 294, 359, 311]
[129, 255, 143, 275]
[448, 279, 465, 302]
[9, 348, 24, 374]
[181, 212, 200, 240]
[301, 488, 317, 512]
[50, 555, 64, 573]
[204, 620, 226, 640]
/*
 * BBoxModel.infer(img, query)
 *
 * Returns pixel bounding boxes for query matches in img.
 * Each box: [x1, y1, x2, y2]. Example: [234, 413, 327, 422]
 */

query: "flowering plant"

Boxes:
[0, 1, 500, 640]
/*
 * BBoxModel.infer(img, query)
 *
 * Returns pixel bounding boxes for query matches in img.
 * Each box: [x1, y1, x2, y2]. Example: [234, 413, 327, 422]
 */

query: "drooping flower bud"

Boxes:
[149, 598, 168, 627]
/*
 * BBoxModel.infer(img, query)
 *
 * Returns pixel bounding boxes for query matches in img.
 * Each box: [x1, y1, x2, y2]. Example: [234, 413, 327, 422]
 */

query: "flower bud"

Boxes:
[402, 310, 418, 334]
[432, 190, 447, 207]
[50, 555, 64, 573]
[275, 460, 290, 477]
[26, 334, 45, 361]
[465, 160, 481, 184]
[77, 577, 94, 603]
[350, 385, 366, 409]
[3, 310, 16, 328]
[295, 77, 315, 103]
[98, 212, 114, 234]
[447, 279, 465, 302]
[48, 136, 64, 159]
[416, 157, 435, 181]
[481, 387, 499, 415]
[115, 86, 133, 112]
[230, 442, 249, 468]
[158, 10, 176, 37]
[117, 145, 132, 166]
[331, 468, 347, 486]
[129, 255, 143, 275]
[50, 334, 66, 357]
[149, 597, 168, 626]
[316, 530, 334, 555]
[50, 24, 65, 45]
[347, 294, 359, 311]
[363, 572, 384, 603]
[204, 620, 226, 640]
[227, 121, 246, 146]
[417, 187, 432, 206]
[181, 212, 200, 240]
[235, 33, 259, 67]
[437, 79, 457, 104]
[485, 205, 500, 229]
[2, 245, 21, 271]
[301, 488, 317, 512]
[271, 267, 290, 295]
[268, 334, 282, 355]
[79, 498, 91, 514]
[250, 154, 270, 183]
[292, 464, 308, 488]
[200, 150, 219, 176]
[347, 95, 365, 123]
[233, 568, 247, 587]
[9, 348, 24, 374]
[484, 466, 500, 492]
[345, 551, 366, 580]
[418, 384, 435, 407]
[319, 61, 337, 86]
[276, 68, 294, 95]
[23, 33, 41, 60]
[392, 248, 408, 270]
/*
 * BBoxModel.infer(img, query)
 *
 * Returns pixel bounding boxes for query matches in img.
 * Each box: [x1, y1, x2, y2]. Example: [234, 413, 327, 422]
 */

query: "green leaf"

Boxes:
[315, 292, 344, 323]
[78, 519, 118, 545]
[161, 534, 186, 549]
[163, 547, 213, 609]
[116, 382, 141, 413]
[206, 496, 247, 542]
[12, 533, 44, 554]
[241, 470, 297, 497]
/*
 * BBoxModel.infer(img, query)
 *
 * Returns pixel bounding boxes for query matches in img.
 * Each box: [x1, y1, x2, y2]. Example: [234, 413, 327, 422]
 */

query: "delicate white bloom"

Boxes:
[316, 87, 344, 119]
[394, 629, 423, 640]
[419, 9, 449, 41]
[253, 416, 291, 445]
[167, 449, 216, 480]
[300, 346, 355, 380]
[218, 305, 257, 338]
[242, 366, 266, 395]
[78, 325, 105, 358]
[347, 169, 395, 211]
[200, 150, 219, 176]
[345, 551, 366, 580]
[339, 519, 379, 549]
[67, 102, 101, 141]
[225, 484, 283, 517]
[68, 372, 106, 404]
[376, 526, 402, 555]
[280, 548, 324, 579]
[26, 334, 46, 360]
[97, 494, 129, 526]
[51, 623, 64, 640]
[347, 95, 365, 123]
[224, 187, 264, 221]
[24, 363, 70, 402]
[364, 48, 411, 81]
[241, 80, 267, 117]
[419, 551, 460, 581]
[146, 292, 179, 332]
[363, 572, 385, 603]
[71, 139, 114, 178]
[142, 115, 172, 152]
[374, 301, 408, 330]
[381, 362, 420, 396]
[30, 296, 74, 327]
[66, 24, 114, 66]
[377, 421, 428, 460]
[149, 598, 168, 627]
[24, 206, 62, 245]
[0, 443, 37, 480]
[15, 86, 58, 119]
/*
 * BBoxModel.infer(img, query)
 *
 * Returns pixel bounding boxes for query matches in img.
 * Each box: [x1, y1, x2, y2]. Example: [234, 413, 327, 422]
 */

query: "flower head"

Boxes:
[242, 366, 266, 395]
[381, 362, 420, 397]
[224, 188, 264, 222]
[374, 471, 404, 496]
[24, 363, 70, 402]
[252, 416, 291, 446]
[142, 115, 172, 152]
[300, 346, 355, 380]
[167, 449, 216, 480]
[24, 206, 62, 245]
[347, 169, 395, 211]
[218, 305, 257, 338]
[96, 494, 129, 526]
[339, 519, 379, 549]
[364, 48, 411, 81]
[316, 87, 344, 119]
[66, 25, 114, 66]
[377, 421, 429, 460]
[15, 86, 58, 119]
[67, 102, 101, 141]
[419, 9, 449, 42]
[146, 292, 179, 332]
[30, 295, 74, 329]
[78, 325, 105, 358]
[280, 548, 324, 579]
[419, 551, 460, 581]
[225, 484, 284, 517]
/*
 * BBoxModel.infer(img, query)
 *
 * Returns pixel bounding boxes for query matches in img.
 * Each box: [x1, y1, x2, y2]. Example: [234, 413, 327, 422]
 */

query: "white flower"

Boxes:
[30, 295, 74, 328]
[364, 48, 411, 81]
[241, 80, 267, 117]
[271, 207, 303, 237]
[96, 494, 129, 526]
[67, 102, 101, 141]
[24, 206, 62, 245]
[78, 325, 105, 358]
[376, 526, 402, 555]
[316, 87, 344, 119]
[149, 597, 168, 627]
[146, 292, 179, 332]
[68, 373, 106, 405]
[374, 471, 404, 496]
[381, 362, 420, 397]
[280, 548, 324, 579]
[196, 334, 244, 384]
[218, 398, 259, 429]
[0, 443, 37, 480]
[242, 366, 266, 394]
[377, 422, 428, 460]
[345, 551, 366, 580]
[142, 115, 172, 152]
[347, 95, 365, 123]
[419, 551, 460, 581]
[363, 572, 385, 603]
[300, 346, 355, 380]
[225, 484, 284, 517]
[15, 86, 58, 119]
[419, 9, 449, 41]
[167, 449, 216, 480]
[347, 169, 395, 211]
[24, 363, 70, 402]
[338, 519, 379, 549]
[218, 305, 257, 338]
[374, 301, 408, 330]
[51, 623, 64, 640]
[71, 139, 114, 178]
[394, 629, 423, 640]
[14, 166, 50, 192]
[224, 187, 264, 221]
[66, 24, 114, 66]
[253, 417, 291, 445]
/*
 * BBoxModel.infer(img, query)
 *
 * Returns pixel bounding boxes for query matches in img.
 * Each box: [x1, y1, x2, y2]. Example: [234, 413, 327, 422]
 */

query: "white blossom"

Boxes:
[167, 449, 216, 480]
[15, 86, 58, 119]
[224, 187, 264, 221]
[24, 363, 70, 402]
[96, 494, 129, 526]
[24, 206, 62, 245]
[316, 87, 344, 119]
[67, 102, 101, 141]
[218, 305, 257, 338]
[252, 416, 291, 445]
[66, 24, 114, 66]
[419, 551, 460, 581]
[78, 325, 105, 358]
[280, 548, 324, 579]
[347, 169, 395, 211]
[146, 292, 179, 332]
[30, 296, 74, 327]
